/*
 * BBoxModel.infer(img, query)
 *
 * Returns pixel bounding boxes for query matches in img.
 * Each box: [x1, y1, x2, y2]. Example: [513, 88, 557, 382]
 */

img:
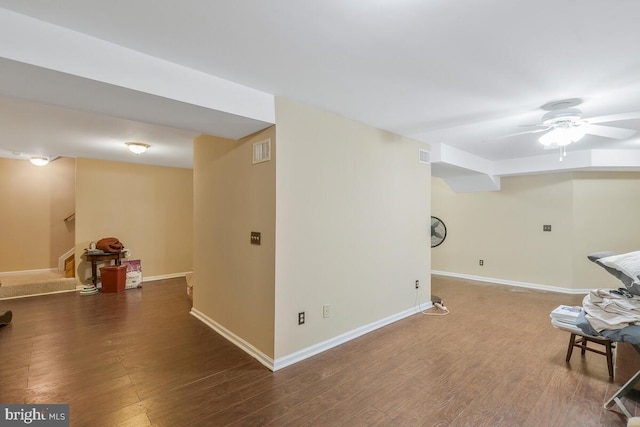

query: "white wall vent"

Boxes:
[419, 149, 430, 164]
[252, 138, 271, 164]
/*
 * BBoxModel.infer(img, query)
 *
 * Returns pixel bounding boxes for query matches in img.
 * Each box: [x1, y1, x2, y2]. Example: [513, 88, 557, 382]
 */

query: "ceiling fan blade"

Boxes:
[489, 126, 550, 141]
[585, 124, 637, 140]
[587, 111, 640, 124]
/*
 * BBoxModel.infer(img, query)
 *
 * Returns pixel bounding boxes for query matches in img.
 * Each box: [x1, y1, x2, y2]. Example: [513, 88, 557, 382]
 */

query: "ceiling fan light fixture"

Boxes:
[567, 125, 587, 142]
[539, 128, 566, 147]
[29, 156, 49, 166]
[538, 124, 586, 147]
[126, 142, 150, 155]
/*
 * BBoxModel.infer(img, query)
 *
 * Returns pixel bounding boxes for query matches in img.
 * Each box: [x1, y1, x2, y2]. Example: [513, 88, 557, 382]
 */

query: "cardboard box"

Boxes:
[99, 265, 126, 293]
[121, 259, 143, 289]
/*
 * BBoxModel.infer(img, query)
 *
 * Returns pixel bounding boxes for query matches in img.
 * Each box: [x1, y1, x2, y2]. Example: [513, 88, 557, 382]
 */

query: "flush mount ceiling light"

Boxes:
[30, 156, 49, 166]
[125, 142, 150, 155]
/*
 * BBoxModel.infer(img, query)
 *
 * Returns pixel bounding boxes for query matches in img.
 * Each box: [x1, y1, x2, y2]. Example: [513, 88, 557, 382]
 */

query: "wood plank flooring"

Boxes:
[1, 275, 638, 426]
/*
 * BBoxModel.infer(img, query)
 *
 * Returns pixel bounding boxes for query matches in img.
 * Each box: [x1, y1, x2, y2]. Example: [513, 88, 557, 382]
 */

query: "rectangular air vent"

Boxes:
[252, 138, 271, 164]
[419, 149, 430, 164]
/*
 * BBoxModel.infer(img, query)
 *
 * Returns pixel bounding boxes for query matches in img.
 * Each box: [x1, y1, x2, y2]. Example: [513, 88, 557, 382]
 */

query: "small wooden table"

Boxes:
[84, 251, 125, 286]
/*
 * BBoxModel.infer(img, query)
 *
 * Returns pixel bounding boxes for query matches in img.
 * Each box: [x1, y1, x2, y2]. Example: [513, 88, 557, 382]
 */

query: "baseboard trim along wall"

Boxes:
[0, 289, 77, 300]
[0, 268, 187, 282]
[432, 270, 592, 295]
[272, 306, 418, 371]
[84, 272, 188, 288]
[1, 271, 190, 300]
[0, 268, 57, 277]
[190, 305, 421, 371]
[75, 272, 188, 289]
[143, 272, 188, 282]
[0, 270, 188, 281]
[190, 308, 275, 370]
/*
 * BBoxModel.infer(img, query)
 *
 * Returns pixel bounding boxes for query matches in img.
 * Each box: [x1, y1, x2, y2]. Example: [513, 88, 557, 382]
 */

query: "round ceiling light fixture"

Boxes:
[538, 108, 587, 147]
[125, 142, 150, 155]
[30, 156, 49, 166]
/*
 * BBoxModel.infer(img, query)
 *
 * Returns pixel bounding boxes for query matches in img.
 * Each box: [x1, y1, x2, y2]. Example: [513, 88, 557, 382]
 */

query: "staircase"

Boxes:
[0, 270, 77, 299]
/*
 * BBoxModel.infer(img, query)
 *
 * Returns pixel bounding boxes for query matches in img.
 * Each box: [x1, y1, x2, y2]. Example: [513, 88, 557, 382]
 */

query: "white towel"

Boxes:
[582, 289, 640, 332]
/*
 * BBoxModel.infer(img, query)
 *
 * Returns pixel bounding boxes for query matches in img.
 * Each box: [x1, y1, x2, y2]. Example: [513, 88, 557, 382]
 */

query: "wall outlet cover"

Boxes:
[323, 304, 330, 318]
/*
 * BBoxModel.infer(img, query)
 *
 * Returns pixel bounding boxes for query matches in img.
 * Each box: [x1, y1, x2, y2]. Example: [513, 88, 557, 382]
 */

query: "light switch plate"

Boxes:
[250, 231, 261, 245]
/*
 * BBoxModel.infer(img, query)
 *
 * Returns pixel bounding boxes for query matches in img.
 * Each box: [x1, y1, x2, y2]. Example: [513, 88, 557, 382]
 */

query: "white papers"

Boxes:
[550, 305, 582, 325]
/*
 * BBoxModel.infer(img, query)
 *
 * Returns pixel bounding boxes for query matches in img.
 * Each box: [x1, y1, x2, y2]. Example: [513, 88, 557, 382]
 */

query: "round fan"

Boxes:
[431, 216, 447, 248]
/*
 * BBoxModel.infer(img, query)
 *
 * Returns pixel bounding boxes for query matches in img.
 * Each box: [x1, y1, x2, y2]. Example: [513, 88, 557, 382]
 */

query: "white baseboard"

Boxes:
[73, 272, 187, 289]
[190, 305, 421, 372]
[432, 270, 592, 295]
[0, 268, 57, 277]
[0, 289, 77, 300]
[142, 272, 188, 283]
[272, 306, 418, 371]
[74, 271, 188, 290]
[190, 308, 275, 370]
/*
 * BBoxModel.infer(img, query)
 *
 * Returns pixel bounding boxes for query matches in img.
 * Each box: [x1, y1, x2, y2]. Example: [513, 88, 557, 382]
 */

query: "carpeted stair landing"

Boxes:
[0, 271, 77, 299]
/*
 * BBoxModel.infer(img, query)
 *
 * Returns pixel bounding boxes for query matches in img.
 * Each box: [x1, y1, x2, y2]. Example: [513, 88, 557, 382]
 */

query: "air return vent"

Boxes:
[252, 138, 271, 164]
[419, 149, 430, 164]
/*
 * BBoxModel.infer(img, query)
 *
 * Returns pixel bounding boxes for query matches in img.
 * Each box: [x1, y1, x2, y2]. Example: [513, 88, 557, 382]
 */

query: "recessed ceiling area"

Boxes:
[1, 1, 640, 186]
[0, 96, 201, 169]
[0, 53, 274, 168]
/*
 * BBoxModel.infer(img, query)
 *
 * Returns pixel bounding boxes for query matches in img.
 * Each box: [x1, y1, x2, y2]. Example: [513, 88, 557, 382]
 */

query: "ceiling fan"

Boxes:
[500, 99, 640, 150]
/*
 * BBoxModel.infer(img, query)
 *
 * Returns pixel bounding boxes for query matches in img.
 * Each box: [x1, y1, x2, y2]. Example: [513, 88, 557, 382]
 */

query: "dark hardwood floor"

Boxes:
[1, 276, 637, 426]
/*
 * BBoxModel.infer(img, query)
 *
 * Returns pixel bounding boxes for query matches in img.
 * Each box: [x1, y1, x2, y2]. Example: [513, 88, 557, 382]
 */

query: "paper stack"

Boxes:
[550, 305, 582, 332]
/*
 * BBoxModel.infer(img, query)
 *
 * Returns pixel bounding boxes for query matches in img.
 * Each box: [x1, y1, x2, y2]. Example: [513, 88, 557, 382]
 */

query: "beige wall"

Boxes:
[274, 98, 431, 358]
[0, 157, 75, 272]
[193, 127, 276, 357]
[432, 172, 640, 290]
[572, 172, 640, 289]
[75, 158, 193, 284]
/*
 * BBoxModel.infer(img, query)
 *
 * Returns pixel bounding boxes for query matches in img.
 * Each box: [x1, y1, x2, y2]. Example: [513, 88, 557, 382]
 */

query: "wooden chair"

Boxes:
[566, 332, 614, 380]
[552, 319, 614, 379]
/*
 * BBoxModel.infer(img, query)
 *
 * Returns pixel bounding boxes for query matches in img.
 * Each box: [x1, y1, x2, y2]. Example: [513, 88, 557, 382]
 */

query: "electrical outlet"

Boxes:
[479, 259, 484, 266]
[543, 225, 552, 232]
[298, 311, 305, 325]
[323, 304, 330, 318]
[415, 280, 420, 289]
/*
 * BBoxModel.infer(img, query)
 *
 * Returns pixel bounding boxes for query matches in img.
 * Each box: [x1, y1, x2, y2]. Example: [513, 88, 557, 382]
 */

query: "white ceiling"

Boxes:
[1, 0, 640, 185]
